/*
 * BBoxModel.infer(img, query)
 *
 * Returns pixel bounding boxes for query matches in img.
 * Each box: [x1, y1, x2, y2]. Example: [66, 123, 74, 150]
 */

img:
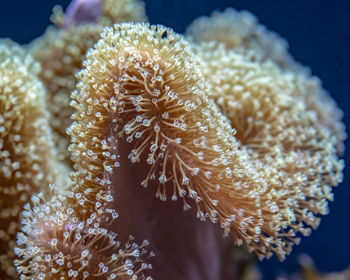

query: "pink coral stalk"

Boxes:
[63, 0, 104, 28]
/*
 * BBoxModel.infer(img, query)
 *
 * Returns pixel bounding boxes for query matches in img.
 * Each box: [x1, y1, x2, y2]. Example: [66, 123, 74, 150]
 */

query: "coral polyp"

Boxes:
[15, 193, 152, 280]
[186, 8, 346, 154]
[30, 0, 147, 165]
[0, 42, 68, 279]
[70, 22, 344, 261]
[0, 0, 345, 279]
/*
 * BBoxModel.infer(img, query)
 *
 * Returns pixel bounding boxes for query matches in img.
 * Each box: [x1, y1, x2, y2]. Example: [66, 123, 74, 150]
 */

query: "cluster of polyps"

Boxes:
[0, 42, 69, 278]
[15, 193, 152, 280]
[68, 22, 344, 262]
[0, 0, 345, 278]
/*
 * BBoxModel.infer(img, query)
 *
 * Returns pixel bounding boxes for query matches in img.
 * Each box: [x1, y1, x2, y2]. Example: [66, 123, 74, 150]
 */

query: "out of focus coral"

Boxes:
[186, 8, 346, 154]
[0, 0, 346, 279]
[185, 8, 298, 70]
[29, 0, 147, 165]
[277, 254, 350, 280]
[0, 41, 67, 279]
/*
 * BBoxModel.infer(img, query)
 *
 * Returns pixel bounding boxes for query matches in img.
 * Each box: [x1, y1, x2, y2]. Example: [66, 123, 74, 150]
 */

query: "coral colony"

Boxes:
[0, 0, 346, 279]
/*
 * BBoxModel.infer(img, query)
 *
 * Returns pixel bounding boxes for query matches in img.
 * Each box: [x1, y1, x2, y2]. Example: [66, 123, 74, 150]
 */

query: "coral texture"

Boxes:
[0, 41, 66, 279]
[191, 42, 344, 261]
[30, 0, 147, 165]
[0, 0, 346, 279]
[185, 8, 346, 154]
[68, 22, 343, 262]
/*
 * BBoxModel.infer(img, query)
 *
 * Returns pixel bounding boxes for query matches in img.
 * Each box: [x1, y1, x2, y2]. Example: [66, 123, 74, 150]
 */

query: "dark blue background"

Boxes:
[0, 0, 349, 278]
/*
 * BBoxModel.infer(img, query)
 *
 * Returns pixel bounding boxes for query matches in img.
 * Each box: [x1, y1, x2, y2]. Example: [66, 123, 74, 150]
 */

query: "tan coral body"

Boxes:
[30, 25, 104, 165]
[30, 0, 147, 165]
[186, 8, 345, 154]
[16, 191, 152, 280]
[0, 42, 64, 279]
[193, 43, 344, 259]
[67, 23, 343, 261]
[12, 2, 153, 279]
[0, 1, 344, 279]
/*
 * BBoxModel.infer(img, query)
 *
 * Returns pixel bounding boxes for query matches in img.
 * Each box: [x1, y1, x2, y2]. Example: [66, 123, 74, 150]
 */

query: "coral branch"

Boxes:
[15, 193, 152, 280]
[15, 21, 154, 279]
[186, 8, 346, 154]
[68, 22, 344, 262]
[1, 1, 345, 278]
[0, 41, 66, 279]
[30, 0, 147, 165]
[192, 42, 344, 259]
[185, 8, 298, 71]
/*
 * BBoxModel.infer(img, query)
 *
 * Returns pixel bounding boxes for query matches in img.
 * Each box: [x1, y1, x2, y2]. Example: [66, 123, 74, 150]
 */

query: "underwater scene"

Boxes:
[0, 0, 349, 279]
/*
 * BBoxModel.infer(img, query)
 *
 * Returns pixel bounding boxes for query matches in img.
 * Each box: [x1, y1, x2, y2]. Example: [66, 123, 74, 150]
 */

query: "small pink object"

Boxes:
[63, 0, 104, 29]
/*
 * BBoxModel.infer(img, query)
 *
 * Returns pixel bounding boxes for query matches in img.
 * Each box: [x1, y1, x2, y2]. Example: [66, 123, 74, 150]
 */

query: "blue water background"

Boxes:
[0, 0, 349, 278]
